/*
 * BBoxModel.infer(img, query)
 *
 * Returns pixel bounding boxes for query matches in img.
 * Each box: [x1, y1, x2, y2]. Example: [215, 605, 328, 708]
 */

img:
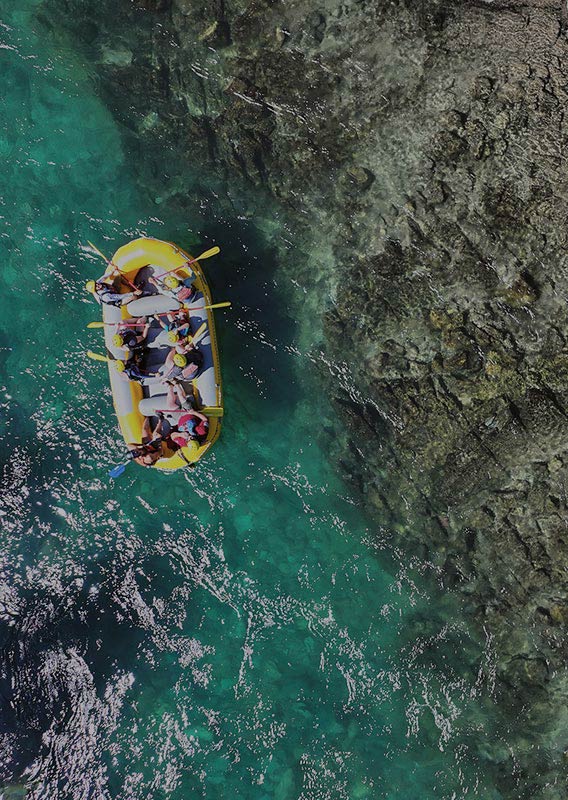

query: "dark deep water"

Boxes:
[0, 2, 529, 798]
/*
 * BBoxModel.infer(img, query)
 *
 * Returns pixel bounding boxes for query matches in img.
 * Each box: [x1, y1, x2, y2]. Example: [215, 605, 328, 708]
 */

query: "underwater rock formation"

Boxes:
[42, 0, 568, 794]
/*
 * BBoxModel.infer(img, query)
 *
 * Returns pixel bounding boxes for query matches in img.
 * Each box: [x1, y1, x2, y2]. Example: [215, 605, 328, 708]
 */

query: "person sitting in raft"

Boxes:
[171, 409, 209, 447]
[163, 380, 194, 411]
[86, 276, 142, 307]
[112, 319, 151, 358]
[155, 308, 191, 337]
[114, 358, 159, 385]
[148, 272, 197, 303]
[159, 349, 204, 383]
[161, 383, 209, 445]
[126, 413, 171, 467]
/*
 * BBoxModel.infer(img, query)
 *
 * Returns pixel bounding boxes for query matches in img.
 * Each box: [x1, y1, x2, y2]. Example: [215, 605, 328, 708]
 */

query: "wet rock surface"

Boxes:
[42, 0, 568, 795]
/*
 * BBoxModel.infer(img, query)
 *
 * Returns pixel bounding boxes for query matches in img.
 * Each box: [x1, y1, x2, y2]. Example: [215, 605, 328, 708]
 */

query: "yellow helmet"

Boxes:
[173, 353, 187, 368]
[167, 331, 180, 343]
[164, 275, 180, 289]
[85, 280, 96, 293]
[185, 440, 200, 454]
[112, 333, 124, 348]
[114, 360, 126, 373]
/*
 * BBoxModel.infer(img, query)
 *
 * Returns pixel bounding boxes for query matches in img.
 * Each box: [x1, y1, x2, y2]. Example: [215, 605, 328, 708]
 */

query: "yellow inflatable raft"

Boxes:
[99, 237, 223, 471]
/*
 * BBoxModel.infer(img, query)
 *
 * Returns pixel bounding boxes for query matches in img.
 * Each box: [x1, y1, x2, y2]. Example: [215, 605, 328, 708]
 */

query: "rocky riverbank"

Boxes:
[42, 0, 568, 795]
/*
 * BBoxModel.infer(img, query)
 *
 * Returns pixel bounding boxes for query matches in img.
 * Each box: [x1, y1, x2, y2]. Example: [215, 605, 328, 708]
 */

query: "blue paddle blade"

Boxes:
[108, 462, 127, 478]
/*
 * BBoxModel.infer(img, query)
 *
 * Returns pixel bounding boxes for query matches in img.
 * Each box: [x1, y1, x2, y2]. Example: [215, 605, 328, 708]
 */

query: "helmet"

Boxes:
[85, 280, 96, 293]
[167, 331, 180, 343]
[173, 353, 187, 368]
[164, 275, 180, 289]
[114, 360, 126, 373]
[185, 440, 200, 455]
[112, 333, 124, 348]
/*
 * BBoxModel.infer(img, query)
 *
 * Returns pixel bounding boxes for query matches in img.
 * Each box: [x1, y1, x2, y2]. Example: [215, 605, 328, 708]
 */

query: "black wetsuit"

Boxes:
[120, 330, 146, 357]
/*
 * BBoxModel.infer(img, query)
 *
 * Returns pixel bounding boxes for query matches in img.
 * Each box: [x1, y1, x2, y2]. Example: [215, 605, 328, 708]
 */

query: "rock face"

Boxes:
[43, 0, 568, 794]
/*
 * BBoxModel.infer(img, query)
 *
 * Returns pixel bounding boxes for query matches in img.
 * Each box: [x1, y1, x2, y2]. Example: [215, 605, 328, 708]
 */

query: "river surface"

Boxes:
[0, 2, 512, 798]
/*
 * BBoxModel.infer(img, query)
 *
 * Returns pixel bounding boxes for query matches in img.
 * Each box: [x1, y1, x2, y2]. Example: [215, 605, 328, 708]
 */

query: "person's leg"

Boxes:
[161, 350, 175, 375]
[175, 382, 194, 409]
[181, 363, 199, 380]
[174, 383, 187, 407]
[164, 384, 179, 410]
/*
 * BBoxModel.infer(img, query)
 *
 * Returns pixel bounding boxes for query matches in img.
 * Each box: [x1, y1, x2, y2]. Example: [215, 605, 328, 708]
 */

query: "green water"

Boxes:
[0, 3, 508, 798]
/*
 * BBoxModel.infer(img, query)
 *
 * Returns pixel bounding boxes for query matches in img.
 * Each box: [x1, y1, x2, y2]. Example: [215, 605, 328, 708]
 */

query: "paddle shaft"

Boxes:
[153, 246, 219, 281]
[88, 301, 231, 327]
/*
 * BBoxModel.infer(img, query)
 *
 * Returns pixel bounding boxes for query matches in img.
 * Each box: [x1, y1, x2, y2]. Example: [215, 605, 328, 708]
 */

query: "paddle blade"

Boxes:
[87, 322, 105, 328]
[201, 406, 224, 417]
[189, 321, 207, 344]
[195, 246, 220, 261]
[87, 350, 109, 363]
[108, 463, 127, 478]
[87, 240, 109, 263]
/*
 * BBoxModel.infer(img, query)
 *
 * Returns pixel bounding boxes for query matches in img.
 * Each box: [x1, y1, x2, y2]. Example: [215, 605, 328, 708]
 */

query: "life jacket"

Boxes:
[97, 286, 123, 307]
[120, 330, 145, 355]
[168, 348, 203, 380]
[124, 361, 146, 382]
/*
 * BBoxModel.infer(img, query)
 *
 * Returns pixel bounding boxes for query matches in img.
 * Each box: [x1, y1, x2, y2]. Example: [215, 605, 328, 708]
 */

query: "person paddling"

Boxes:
[86, 275, 142, 307]
[160, 349, 204, 383]
[112, 318, 151, 357]
[126, 415, 169, 466]
[114, 358, 159, 385]
[149, 272, 197, 303]
[160, 383, 209, 444]
[155, 309, 191, 339]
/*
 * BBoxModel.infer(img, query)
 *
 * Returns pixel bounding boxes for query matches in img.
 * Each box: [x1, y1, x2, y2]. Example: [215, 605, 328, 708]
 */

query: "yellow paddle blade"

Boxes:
[201, 406, 224, 417]
[188, 321, 207, 344]
[195, 246, 220, 261]
[87, 350, 109, 363]
[87, 322, 105, 328]
[87, 240, 110, 263]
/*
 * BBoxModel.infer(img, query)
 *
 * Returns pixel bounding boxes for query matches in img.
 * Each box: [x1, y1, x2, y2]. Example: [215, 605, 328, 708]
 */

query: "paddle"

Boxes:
[86, 322, 208, 345]
[153, 246, 220, 281]
[109, 461, 130, 479]
[85, 240, 139, 292]
[154, 406, 223, 417]
[86, 301, 231, 328]
[87, 350, 111, 363]
[187, 321, 207, 345]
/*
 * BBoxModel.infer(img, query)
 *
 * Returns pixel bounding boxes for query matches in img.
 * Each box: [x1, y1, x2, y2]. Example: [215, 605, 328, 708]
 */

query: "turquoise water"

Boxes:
[0, 3, 508, 799]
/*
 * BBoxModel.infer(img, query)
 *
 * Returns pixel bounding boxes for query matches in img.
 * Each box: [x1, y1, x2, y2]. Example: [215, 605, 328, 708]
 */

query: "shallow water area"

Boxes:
[0, 2, 512, 799]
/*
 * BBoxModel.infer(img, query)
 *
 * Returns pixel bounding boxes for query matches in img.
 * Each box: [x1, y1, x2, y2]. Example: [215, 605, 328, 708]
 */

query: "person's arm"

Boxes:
[192, 410, 208, 423]
[181, 363, 199, 380]
[158, 350, 176, 380]
[152, 417, 164, 439]
[141, 417, 152, 440]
